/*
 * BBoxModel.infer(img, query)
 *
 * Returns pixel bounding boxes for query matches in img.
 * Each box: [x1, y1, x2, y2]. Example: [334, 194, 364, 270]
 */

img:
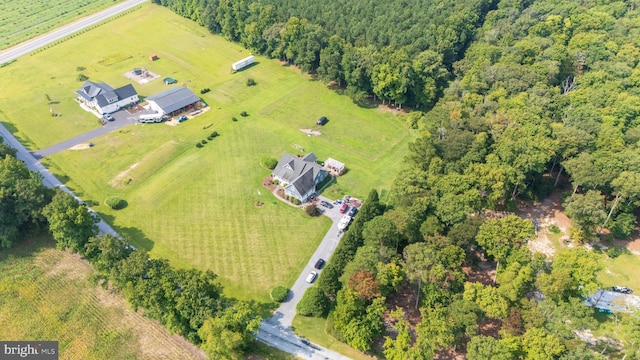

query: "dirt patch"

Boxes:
[69, 143, 92, 150]
[123, 68, 161, 85]
[109, 162, 139, 188]
[299, 128, 322, 136]
[516, 191, 572, 257]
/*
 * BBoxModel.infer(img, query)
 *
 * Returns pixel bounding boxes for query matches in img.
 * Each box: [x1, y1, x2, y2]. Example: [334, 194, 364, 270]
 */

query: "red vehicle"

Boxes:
[339, 203, 348, 213]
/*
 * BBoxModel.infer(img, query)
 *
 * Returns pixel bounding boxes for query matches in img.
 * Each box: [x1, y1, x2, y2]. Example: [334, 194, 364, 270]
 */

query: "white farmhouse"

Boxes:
[76, 81, 139, 114]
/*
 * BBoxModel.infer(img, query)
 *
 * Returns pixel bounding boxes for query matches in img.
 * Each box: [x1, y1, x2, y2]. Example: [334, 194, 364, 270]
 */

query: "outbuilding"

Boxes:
[232, 55, 255, 71]
[324, 158, 345, 176]
[146, 86, 202, 117]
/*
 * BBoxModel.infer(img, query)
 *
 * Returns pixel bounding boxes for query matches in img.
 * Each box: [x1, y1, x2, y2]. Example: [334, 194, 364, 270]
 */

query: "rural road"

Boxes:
[0, 123, 119, 238]
[0, 0, 148, 65]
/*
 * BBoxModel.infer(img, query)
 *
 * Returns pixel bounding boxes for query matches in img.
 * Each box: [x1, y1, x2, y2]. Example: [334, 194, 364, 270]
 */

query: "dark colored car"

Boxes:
[316, 116, 328, 125]
[104, 114, 115, 121]
[612, 286, 633, 294]
[348, 207, 358, 217]
[314, 258, 325, 270]
[320, 200, 333, 208]
[339, 203, 348, 213]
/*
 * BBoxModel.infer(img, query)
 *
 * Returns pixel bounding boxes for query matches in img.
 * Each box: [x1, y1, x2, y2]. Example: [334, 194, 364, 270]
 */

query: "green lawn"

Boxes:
[597, 252, 640, 291]
[0, 235, 203, 359]
[0, 0, 124, 50]
[292, 316, 377, 360]
[0, 3, 414, 301]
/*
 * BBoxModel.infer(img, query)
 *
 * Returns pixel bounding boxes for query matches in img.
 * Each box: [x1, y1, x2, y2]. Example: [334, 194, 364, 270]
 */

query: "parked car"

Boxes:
[612, 286, 633, 294]
[339, 203, 348, 213]
[348, 207, 358, 217]
[306, 271, 318, 283]
[314, 259, 325, 269]
[177, 115, 188, 122]
[320, 200, 333, 208]
[103, 114, 115, 121]
[316, 116, 328, 125]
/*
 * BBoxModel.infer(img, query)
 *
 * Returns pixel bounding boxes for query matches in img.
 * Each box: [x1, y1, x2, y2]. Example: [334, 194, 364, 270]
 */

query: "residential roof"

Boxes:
[584, 289, 640, 313]
[273, 153, 325, 196]
[76, 81, 114, 101]
[146, 86, 200, 114]
[76, 81, 138, 107]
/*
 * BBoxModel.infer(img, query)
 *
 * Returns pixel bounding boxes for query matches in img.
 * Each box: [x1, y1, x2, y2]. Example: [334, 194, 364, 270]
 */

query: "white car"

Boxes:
[306, 271, 318, 283]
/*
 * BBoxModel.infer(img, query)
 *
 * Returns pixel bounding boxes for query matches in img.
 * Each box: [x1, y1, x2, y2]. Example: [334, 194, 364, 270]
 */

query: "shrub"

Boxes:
[196, 143, 203, 148]
[104, 196, 126, 210]
[232, 117, 238, 122]
[240, 111, 249, 117]
[207, 136, 214, 140]
[77, 66, 85, 71]
[292, 198, 301, 205]
[296, 286, 329, 317]
[210, 131, 219, 138]
[610, 212, 637, 239]
[201, 139, 207, 144]
[270, 286, 289, 302]
[246, 78, 256, 86]
[606, 246, 630, 259]
[77, 73, 88, 81]
[304, 204, 318, 216]
[549, 224, 561, 234]
[261, 157, 278, 170]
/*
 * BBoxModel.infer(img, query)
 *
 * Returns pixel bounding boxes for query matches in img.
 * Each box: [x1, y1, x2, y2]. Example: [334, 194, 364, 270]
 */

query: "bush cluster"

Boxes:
[246, 78, 256, 86]
[77, 74, 89, 81]
[200, 88, 211, 94]
[104, 196, 126, 210]
[270, 286, 289, 302]
[240, 111, 249, 117]
[261, 157, 278, 170]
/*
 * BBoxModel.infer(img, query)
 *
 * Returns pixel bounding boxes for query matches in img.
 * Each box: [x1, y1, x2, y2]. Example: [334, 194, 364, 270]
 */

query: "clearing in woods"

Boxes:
[0, 235, 204, 360]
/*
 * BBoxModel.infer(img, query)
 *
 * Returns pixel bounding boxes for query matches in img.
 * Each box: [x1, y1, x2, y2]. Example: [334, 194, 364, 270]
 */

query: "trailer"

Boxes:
[338, 215, 352, 231]
[138, 113, 163, 123]
[232, 55, 255, 71]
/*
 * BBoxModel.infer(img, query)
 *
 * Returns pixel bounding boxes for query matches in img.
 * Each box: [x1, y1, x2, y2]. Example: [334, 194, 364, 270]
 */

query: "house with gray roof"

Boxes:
[146, 86, 201, 116]
[76, 81, 139, 114]
[272, 153, 328, 202]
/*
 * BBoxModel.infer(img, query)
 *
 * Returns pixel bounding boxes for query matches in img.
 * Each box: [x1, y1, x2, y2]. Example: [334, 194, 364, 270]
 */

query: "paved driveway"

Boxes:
[257, 195, 355, 359]
[32, 109, 142, 158]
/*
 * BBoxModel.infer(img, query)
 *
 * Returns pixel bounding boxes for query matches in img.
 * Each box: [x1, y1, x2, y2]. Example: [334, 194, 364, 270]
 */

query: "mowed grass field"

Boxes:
[0, 4, 414, 301]
[0, 235, 204, 360]
[0, 0, 124, 50]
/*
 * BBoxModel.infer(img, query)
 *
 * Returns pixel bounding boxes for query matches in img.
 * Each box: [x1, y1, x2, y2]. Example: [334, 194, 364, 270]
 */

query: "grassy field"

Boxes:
[0, 234, 204, 360]
[292, 316, 377, 360]
[0, 0, 124, 51]
[597, 252, 640, 291]
[0, 3, 414, 301]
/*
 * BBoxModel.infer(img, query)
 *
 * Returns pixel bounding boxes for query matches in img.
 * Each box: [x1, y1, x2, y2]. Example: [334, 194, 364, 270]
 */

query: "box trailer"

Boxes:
[232, 55, 255, 71]
[138, 114, 163, 123]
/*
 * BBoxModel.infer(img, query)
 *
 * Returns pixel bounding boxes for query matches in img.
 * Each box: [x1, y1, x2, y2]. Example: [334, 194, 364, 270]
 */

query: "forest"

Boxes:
[151, 0, 640, 357]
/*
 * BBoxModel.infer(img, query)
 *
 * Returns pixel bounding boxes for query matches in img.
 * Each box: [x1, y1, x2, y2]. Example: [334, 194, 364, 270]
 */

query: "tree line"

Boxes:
[152, 0, 491, 109]
[0, 140, 260, 360]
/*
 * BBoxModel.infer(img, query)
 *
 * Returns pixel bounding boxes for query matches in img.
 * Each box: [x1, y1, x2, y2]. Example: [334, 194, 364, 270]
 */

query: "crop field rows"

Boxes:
[0, 237, 203, 359]
[0, 0, 120, 50]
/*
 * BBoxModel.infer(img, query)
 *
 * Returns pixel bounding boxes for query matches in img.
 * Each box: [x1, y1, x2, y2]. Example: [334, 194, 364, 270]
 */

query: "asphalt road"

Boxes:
[0, 0, 148, 64]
